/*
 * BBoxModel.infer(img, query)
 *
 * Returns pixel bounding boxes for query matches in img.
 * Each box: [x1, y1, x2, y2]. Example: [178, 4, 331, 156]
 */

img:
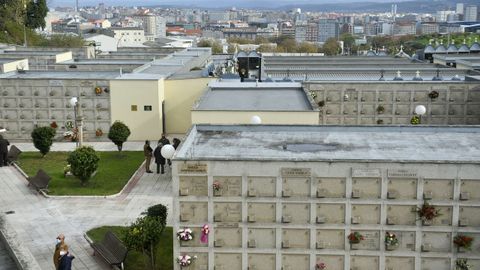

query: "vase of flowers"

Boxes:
[213, 181, 221, 196]
[417, 201, 441, 225]
[428, 90, 439, 99]
[176, 228, 194, 242]
[177, 254, 197, 267]
[410, 115, 420, 125]
[385, 232, 399, 251]
[315, 261, 326, 270]
[50, 121, 58, 129]
[454, 235, 474, 252]
[63, 164, 72, 177]
[94, 87, 102, 95]
[95, 128, 103, 137]
[456, 259, 472, 270]
[348, 232, 364, 244]
[200, 224, 209, 244]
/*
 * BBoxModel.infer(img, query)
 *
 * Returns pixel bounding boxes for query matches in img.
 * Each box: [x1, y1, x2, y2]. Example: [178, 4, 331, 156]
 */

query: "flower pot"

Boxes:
[386, 244, 397, 251]
[422, 219, 433, 226]
[213, 189, 222, 197]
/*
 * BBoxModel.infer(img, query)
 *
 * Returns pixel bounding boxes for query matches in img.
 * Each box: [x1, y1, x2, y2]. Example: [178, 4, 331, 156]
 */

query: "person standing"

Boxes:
[153, 141, 166, 174]
[172, 138, 181, 150]
[159, 134, 171, 166]
[0, 135, 9, 167]
[53, 234, 68, 270]
[143, 140, 153, 173]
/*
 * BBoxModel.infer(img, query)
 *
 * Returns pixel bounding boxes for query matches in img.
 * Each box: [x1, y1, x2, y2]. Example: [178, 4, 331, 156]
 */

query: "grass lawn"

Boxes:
[18, 151, 144, 196]
[86, 226, 173, 270]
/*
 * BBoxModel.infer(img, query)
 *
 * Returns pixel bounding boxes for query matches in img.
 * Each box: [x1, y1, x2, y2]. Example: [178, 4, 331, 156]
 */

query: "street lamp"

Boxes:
[69, 97, 83, 147]
[250, 115, 262, 124]
[415, 105, 426, 124]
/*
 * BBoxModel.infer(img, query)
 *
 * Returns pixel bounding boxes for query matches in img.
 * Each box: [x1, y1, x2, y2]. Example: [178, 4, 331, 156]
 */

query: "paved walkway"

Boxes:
[12, 141, 146, 152]
[0, 162, 173, 270]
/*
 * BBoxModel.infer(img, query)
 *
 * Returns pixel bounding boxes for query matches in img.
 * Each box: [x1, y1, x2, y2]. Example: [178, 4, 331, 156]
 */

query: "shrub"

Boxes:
[67, 146, 99, 185]
[146, 204, 168, 227]
[108, 121, 131, 151]
[31, 126, 56, 156]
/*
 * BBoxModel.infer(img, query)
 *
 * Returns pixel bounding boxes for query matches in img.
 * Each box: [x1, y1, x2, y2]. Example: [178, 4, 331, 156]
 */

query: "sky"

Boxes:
[50, 0, 405, 8]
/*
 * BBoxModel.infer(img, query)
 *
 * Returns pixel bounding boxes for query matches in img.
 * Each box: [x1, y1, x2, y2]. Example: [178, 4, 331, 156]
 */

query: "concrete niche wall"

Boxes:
[421, 257, 450, 270]
[214, 253, 241, 270]
[315, 255, 344, 270]
[385, 257, 414, 270]
[248, 253, 275, 270]
[281, 254, 309, 270]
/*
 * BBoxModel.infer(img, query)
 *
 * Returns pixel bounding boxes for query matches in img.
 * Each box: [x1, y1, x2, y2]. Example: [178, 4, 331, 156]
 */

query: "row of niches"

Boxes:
[0, 98, 110, 110]
[320, 116, 480, 125]
[0, 109, 110, 121]
[179, 202, 480, 226]
[310, 90, 479, 103]
[173, 253, 479, 270]
[0, 121, 111, 134]
[0, 85, 110, 97]
[320, 104, 479, 116]
[178, 227, 480, 254]
[178, 177, 480, 201]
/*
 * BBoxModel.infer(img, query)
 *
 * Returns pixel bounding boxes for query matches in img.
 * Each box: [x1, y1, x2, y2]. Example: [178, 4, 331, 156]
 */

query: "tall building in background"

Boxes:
[456, 3, 464, 14]
[133, 14, 157, 41]
[465, 5, 478, 22]
[75, 0, 79, 12]
[318, 19, 339, 43]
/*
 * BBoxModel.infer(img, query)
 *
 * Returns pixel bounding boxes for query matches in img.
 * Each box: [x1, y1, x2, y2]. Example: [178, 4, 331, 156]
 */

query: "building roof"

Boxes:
[194, 81, 312, 111]
[0, 70, 119, 79]
[175, 125, 480, 163]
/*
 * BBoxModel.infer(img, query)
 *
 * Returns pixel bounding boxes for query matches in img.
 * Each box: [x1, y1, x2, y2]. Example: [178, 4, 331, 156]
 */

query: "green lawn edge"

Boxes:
[86, 226, 173, 270]
[18, 151, 144, 196]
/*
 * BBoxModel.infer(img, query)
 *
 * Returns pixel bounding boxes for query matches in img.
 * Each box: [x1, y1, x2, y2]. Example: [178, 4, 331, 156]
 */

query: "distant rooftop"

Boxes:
[176, 125, 480, 163]
[195, 81, 312, 111]
[0, 71, 119, 79]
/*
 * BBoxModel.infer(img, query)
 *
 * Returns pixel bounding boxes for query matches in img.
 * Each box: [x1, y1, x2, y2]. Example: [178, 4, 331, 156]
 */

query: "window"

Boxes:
[131, 105, 137, 111]
[144, 105, 152, 111]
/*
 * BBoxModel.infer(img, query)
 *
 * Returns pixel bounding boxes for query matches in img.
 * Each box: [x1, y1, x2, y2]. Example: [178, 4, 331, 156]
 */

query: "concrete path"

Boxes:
[0, 162, 173, 270]
[12, 141, 146, 152]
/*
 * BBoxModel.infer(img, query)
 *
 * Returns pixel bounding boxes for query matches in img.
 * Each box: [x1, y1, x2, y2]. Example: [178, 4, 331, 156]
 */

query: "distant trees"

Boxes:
[197, 39, 223, 54]
[322, 38, 341, 56]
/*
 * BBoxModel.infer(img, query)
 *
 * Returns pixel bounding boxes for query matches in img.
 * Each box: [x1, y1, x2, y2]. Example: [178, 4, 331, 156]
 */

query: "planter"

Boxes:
[386, 244, 398, 251]
[422, 219, 433, 226]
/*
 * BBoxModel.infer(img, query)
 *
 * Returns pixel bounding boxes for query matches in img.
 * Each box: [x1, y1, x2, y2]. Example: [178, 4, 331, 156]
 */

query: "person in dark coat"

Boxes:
[58, 251, 75, 270]
[0, 135, 9, 166]
[143, 140, 153, 173]
[172, 138, 181, 150]
[159, 134, 171, 166]
[153, 141, 166, 174]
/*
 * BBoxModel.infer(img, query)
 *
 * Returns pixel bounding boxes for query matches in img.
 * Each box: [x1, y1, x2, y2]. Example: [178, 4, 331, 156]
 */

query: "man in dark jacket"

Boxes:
[153, 141, 166, 174]
[143, 140, 153, 173]
[172, 138, 181, 150]
[0, 135, 10, 166]
[159, 134, 171, 166]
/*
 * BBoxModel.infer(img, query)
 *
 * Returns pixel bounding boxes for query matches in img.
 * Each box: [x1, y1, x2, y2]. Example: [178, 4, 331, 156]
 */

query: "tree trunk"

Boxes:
[117, 144, 123, 151]
[151, 242, 155, 270]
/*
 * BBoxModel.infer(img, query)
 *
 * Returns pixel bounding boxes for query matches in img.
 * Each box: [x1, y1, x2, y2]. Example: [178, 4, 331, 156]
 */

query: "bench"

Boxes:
[27, 169, 51, 192]
[7, 145, 22, 165]
[91, 231, 128, 270]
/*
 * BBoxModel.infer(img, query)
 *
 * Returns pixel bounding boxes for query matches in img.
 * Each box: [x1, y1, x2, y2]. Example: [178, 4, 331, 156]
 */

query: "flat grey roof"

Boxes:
[176, 125, 480, 163]
[195, 82, 312, 111]
[0, 58, 23, 64]
[0, 71, 119, 79]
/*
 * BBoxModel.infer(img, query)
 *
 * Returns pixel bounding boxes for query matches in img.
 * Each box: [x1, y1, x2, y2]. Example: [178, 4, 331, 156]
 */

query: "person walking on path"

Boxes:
[143, 140, 153, 173]
[159, 134, 171, 166]
[153, 141, 166, 174]
[53, 234, 68, 270]
[0, 135, 9, 166]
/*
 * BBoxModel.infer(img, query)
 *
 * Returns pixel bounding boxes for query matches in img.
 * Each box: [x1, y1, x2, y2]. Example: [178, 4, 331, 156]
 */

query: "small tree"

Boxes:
[31, 126, 56, 156]
[108, 121, 131, 151]
[146, 204, 168, 231]
[123, 216, 164, 270]
[67, 146, 99, 185]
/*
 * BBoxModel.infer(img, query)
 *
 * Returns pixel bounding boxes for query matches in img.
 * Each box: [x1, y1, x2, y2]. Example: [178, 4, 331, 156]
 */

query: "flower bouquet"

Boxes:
[176, 228, 194, 241]
[348, 232, 364, 244]
[417, 201, 441, 224]
[94, 87, 102, 95]
[456, 259, 472, 270]
[177, 254, 197, 267]
[410, 115, 420, 125]
[95, 128, 103, 137]
[50, 121, 58, 129]
[454, 235, 474, 251]
[315, 261, 326, 270]
[212, 181, 221, 191]
[385, 232, 399, 250]
[200, 224, 209, 244]
[428, 90, 439, 99]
